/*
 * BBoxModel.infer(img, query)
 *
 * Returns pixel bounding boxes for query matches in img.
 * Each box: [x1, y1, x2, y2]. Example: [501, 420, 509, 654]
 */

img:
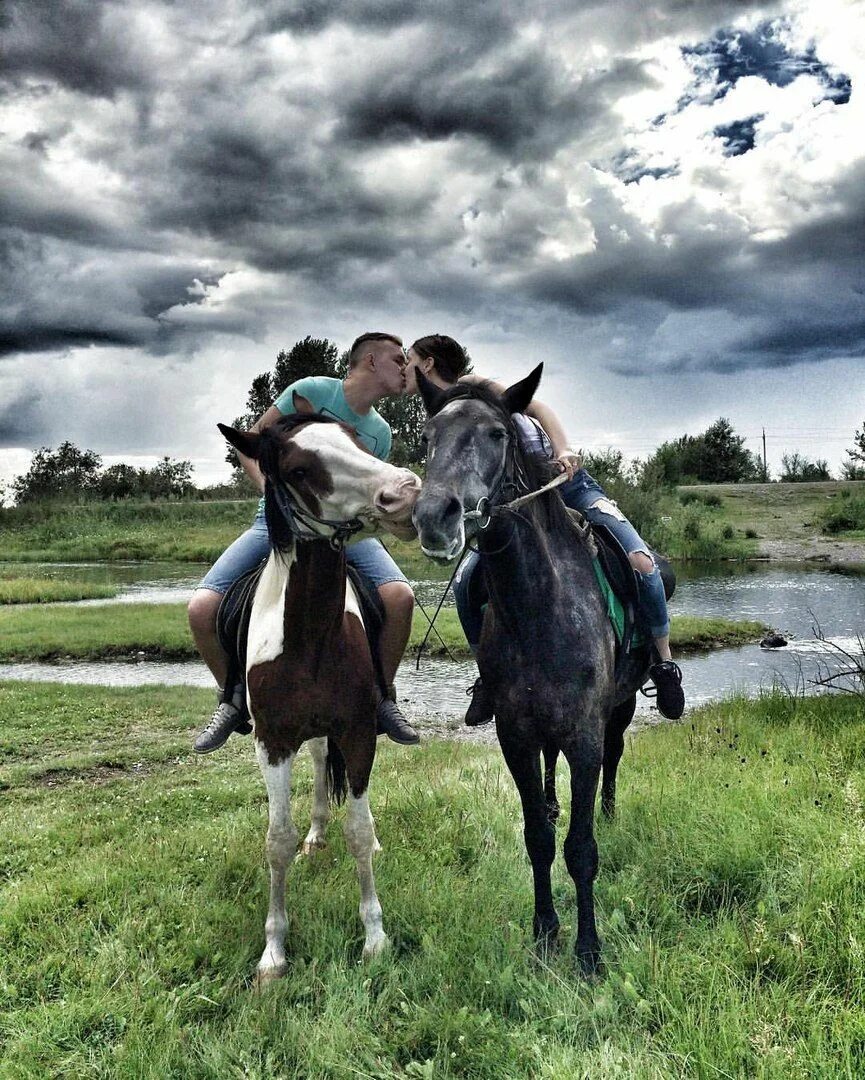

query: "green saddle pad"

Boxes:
[591, 556, 644, 647]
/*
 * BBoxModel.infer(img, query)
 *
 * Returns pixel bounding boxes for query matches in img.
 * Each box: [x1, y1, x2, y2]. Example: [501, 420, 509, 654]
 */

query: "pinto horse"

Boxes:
[219, 413, 420, 982]
[412, 366, 650, 975]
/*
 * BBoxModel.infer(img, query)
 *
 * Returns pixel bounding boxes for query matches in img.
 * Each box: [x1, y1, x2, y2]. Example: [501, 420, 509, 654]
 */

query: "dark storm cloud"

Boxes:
[341, 55, 652, 159]
[1, 0, 863, 389]
[1, 0, 151, 97]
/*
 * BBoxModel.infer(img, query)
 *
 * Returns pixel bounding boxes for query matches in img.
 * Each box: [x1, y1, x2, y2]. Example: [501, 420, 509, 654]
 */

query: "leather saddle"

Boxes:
[580, 514, 676, 676]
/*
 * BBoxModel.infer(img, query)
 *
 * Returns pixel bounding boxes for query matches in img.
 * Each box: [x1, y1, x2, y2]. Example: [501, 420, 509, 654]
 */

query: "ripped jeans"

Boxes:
[453, 469, 670, 653]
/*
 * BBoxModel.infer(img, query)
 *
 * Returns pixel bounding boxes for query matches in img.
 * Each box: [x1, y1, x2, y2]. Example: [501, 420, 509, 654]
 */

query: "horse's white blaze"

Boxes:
[344, 791, 389, 958]
[246, 550, 294, 685]
[290, 423, 407, 521]
[255, 743, 296, 982]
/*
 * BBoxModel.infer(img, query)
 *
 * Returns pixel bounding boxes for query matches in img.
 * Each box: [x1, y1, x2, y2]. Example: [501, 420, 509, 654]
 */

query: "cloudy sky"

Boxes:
[2, 0, 863, 490]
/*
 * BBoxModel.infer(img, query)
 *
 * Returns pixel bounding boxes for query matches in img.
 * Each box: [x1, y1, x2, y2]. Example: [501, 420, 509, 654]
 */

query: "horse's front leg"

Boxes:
[499, 731, 560, 950]
[301, 737, 331, 855]
[255, 743, 297, 985]
[562, 746, 603, 976]
[340, 730, 389, 959]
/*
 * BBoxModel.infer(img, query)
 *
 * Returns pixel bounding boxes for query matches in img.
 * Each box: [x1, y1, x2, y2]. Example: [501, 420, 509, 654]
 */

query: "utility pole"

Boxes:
[762, 427, 767, 480]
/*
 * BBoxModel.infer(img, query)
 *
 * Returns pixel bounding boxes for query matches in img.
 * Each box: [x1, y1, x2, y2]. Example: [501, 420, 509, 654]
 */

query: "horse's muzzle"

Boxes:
[373, 470, 421, 539]
[413, 487, 466, 562]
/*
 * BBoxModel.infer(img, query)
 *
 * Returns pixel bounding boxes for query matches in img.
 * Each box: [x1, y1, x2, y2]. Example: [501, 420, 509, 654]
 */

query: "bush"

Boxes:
[820, 496, 865, 535]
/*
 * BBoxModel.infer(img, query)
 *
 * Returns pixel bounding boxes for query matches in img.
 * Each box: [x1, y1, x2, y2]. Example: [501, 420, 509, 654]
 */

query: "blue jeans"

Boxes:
[198, 509, 409, 595]
[453, 469, 670, 652]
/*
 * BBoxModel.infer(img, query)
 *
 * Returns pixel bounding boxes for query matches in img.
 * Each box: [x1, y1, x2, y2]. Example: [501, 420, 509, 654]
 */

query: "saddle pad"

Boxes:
[591, 557, 627, 644]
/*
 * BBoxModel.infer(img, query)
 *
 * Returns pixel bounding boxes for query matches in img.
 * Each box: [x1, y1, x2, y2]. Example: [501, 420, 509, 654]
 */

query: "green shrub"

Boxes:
[820, 495, 865, 535]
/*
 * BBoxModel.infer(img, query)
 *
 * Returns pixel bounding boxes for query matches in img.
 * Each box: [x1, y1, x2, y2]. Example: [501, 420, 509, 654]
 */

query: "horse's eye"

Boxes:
[288, 467, 306, 483]
[490, 428, 507, 441]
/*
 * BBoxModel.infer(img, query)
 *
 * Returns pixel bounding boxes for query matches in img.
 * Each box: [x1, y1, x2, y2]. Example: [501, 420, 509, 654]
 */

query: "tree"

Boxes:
[12, 441, 102, 503]
[643, 418, 761, 485]
[779, 452, 832, 482]
[139, 457, 195, 499]
[841, 420, 865, 480]
[229, 335, 434, 470]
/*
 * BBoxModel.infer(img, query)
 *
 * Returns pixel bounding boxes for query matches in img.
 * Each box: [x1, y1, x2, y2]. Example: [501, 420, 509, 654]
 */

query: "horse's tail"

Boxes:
[325, 737, 348, 806]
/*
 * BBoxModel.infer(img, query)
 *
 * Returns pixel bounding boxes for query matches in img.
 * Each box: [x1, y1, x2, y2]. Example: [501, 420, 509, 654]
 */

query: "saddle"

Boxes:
[216, 556, 389, 710]
[569, 510, 676, 678]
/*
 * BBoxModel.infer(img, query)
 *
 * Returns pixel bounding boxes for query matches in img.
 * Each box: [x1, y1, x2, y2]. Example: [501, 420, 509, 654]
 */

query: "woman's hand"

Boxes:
[554, 450, 582, 481]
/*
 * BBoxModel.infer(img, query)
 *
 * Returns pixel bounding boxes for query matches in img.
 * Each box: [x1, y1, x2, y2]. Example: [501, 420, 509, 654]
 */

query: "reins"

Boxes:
[268, 478, 366, 551]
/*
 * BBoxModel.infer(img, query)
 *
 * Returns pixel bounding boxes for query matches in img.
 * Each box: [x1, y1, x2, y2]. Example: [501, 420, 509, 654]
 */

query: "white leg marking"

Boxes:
[255, 743, 296, 985]
[344, 792, 389, 959]
[301, 737, 331, 855]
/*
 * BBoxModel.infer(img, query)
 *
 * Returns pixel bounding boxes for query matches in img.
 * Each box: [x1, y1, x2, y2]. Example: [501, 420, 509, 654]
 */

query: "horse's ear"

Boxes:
[417, 369, 448, 416]
[501, 363, 543, 416]
[292, 391, 315, 414]
[218, 423, 261, 460]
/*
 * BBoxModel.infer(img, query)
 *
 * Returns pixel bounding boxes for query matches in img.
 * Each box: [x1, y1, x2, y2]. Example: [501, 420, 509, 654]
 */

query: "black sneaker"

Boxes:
[648, 661, 685, 720]
[194, 686, 250, 754]
[376, 692, 420, 745]
[465, 677, 494, 726]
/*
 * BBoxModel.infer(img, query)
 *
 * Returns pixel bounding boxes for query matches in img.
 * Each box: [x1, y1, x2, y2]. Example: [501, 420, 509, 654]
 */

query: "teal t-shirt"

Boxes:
[255, 376, 393, 514]
[273, 376, 392, 461]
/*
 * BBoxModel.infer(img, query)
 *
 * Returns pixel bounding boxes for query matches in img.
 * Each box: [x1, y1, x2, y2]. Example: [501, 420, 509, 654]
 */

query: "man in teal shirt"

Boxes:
[189, 332, 419, 751]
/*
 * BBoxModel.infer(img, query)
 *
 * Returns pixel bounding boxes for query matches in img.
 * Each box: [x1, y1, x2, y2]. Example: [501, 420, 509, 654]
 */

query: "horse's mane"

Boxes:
[437, 381, 573, 539]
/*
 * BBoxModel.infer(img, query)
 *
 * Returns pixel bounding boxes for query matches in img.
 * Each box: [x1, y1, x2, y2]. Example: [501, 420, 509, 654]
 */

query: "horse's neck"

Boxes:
[282, 542, 347, 645]
[480, 506, 595, 613]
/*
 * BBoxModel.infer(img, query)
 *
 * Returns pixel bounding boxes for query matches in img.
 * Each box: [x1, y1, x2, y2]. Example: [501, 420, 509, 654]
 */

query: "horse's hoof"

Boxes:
[362, 933, 390, 960]
[254, 963, 287, 989]
[576, 948, 603, 980]
[300, 838, 327, 857]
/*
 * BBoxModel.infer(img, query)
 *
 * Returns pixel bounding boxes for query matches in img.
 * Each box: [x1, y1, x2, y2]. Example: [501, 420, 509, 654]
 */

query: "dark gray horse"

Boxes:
[412, 365, 651, 974]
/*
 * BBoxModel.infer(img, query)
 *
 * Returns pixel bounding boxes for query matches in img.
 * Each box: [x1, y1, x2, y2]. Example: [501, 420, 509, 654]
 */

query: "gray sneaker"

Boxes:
[194, 686, 249, 754]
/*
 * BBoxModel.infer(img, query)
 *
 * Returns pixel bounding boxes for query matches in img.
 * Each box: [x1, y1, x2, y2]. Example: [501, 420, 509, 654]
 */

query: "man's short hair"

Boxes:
[349, 332, 403, 369]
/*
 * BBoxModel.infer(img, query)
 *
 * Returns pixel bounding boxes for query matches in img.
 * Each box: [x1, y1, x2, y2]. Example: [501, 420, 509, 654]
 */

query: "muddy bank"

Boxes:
[757, 538, 865, 565]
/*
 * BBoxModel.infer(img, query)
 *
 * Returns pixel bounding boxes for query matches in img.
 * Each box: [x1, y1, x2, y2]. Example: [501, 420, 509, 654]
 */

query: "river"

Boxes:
[1, 561, 862, 734]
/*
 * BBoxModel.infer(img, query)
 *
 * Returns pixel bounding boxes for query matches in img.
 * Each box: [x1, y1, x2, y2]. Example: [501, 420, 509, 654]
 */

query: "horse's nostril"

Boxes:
[445, 497, 461, 520]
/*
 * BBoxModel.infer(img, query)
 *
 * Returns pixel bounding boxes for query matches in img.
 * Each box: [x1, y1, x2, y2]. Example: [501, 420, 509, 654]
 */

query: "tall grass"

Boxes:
[1, 682, 863, 1077]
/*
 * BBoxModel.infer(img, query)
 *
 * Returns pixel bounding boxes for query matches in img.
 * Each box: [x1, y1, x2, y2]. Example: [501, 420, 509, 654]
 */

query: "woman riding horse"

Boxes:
[403, 334, 685, 722]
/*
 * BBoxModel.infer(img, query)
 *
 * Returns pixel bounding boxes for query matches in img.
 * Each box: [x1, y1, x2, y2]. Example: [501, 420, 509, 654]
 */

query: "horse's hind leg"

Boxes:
[602, 696, 636, 820]
[542, 741, 560, 824]
[301, 737, 331, 855]
[255, 743, 297, 985]
[340, 729, 389, 959]
[499, 732, 559, 949]
[562, 746, 603, 976]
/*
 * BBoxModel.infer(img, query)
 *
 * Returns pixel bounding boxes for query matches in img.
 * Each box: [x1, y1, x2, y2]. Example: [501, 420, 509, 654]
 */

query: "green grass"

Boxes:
[681, 480, 865, 545]
[0, 578, 120, 604]
[819, 493, 865, 538]
[0, 603, 766, 663]
[1, 681, 863, 1076]
[0, 499, 259, 563]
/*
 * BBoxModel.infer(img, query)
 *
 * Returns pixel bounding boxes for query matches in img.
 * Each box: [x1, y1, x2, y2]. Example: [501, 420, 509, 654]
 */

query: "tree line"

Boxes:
[4, 334, 864, 505]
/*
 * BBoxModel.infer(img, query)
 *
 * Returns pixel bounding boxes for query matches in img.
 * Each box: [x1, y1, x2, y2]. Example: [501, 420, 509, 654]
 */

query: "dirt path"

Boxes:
[757, 538, 865, 565]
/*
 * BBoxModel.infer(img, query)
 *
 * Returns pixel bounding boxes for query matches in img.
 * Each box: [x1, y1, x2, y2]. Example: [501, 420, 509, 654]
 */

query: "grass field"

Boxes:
[0, 602, 767, 663]
[682, 480, 865, 544]
[1, 681, 863, 1077]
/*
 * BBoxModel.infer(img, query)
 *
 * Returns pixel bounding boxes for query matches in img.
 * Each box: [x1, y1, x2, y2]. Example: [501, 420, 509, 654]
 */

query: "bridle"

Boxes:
[268, 475, 366, 551]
